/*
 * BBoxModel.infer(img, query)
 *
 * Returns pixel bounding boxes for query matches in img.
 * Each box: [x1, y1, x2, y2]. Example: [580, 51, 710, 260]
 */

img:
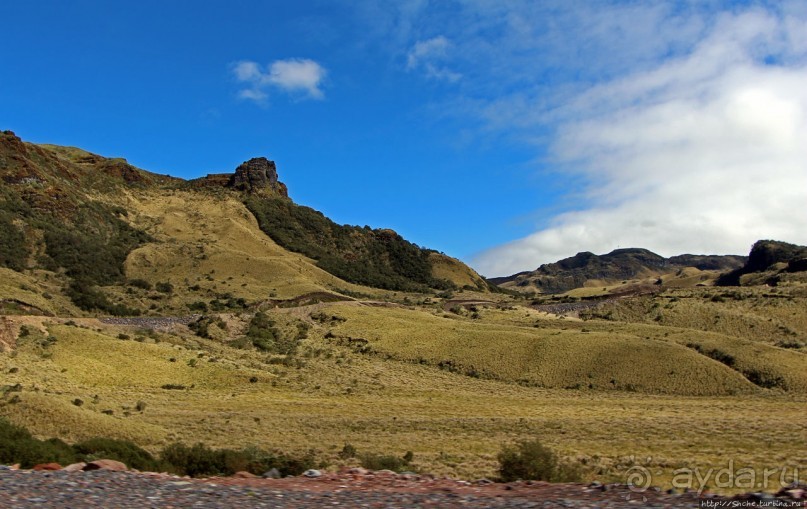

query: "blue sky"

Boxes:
[2, 1, 807, 276]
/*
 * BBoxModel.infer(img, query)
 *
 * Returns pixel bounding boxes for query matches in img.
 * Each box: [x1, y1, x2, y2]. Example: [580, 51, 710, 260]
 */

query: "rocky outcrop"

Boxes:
[717, 240, 807, 286]
[188, 157, 288, 196]
[229, 157, 283, 194]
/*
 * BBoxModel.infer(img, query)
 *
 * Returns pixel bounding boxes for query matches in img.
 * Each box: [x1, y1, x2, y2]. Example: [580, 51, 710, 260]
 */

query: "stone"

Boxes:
[232, 471, 258, 479]
[786, 489, 804, 499]
[83, 459, 127, 471]
[62, 462, 87, 472]
[262, 468, 281, 479]
[302, 469, 322, 478]
[33, 463, 62, 471]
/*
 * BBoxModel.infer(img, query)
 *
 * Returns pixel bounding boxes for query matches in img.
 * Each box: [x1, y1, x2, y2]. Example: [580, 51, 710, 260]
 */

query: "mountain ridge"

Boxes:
[489, 247, 747, 294]
[0, 130, 487, 317]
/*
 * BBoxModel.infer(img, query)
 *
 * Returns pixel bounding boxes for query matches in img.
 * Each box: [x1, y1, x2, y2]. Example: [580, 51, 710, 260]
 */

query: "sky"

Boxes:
[2, 1, 806, 277]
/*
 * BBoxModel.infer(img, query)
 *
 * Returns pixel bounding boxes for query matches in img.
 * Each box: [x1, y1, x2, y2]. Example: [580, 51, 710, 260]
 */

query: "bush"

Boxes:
[155, 281, 174, 293]
[160, 442, 318, 477]
[497, 439, 582, 482]
[359, 451, 413, 472]
[129, 279, 152, 290]
[338, 443, 357, 459]
[67, 279, 140, 315]
[0, 417, 76, 468]
[239, 312, 300, 355]
[188, 315, 227, 339]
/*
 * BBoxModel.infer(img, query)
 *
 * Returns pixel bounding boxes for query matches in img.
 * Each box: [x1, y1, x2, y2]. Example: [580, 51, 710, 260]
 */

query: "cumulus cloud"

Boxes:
[406, 36, 461, 82]
[472, 8, 807, 277]
[232, 58, 327, 103]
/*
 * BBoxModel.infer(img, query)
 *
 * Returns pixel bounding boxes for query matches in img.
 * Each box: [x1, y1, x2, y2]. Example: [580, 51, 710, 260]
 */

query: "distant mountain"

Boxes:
[490, 248, 746, 294]
[717, 240, 807, 286]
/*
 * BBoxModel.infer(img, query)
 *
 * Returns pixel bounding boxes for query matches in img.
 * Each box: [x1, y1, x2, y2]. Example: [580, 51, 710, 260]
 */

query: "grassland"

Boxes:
[1, 302, 805, 492]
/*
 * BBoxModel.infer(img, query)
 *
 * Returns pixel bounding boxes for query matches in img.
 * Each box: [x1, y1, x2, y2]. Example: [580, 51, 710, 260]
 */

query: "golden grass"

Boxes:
[0, 316, 804, 492]
[321, 304, 763, 395]
[0, 268, 78, 316]
[428, 253, 487, 289]
[114, 190, 386, 310]
[591, 288, 807, 349]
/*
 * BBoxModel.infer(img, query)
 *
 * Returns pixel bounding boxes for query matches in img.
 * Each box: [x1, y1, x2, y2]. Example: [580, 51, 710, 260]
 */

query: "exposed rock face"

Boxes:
[188, 157, 289, 196]
[228, 157, 288, 196]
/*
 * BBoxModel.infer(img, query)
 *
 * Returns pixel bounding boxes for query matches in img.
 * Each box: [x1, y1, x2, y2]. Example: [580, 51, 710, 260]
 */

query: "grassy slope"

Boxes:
[119, 190, 378, 306]
[1, 314, 804, 489]
[428, 252, 488, 290]
[319, 303, 807, 395]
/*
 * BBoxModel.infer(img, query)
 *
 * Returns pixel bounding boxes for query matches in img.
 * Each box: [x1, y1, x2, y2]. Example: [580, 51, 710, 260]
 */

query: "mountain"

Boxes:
[717, 240, 807, 286]
[0, 130, 487, 316]
[490, 248, 746, 294]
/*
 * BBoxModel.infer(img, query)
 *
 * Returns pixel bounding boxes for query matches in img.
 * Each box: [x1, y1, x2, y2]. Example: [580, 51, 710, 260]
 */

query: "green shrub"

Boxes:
[155, 281, 174, 293]
[160, 442, 317, 477]
[0, 213, 29, 271]
[67, 279, 140, 315]
[188, 315, 227, 338]
[338, 443, 357, 459]
[188, 301, 208, 312]
[359, 452, 413, 472]
[129, 279, 152, 290]
[0, 417, 76, 468]
[240, 312, 301, 355]
[497, 439, 582, 482]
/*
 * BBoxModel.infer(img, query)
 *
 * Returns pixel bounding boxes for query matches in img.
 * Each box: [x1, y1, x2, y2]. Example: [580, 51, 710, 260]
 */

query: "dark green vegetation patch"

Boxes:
[245, 196, 453, 292]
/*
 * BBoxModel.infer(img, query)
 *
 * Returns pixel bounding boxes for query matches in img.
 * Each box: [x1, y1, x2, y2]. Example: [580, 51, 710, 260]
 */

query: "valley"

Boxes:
[1, 131, 805, 494]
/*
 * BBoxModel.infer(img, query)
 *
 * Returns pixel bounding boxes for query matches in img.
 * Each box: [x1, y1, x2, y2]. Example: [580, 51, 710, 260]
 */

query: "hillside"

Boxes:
[490, 248, 746, 294]
[0, 130, 486, 317]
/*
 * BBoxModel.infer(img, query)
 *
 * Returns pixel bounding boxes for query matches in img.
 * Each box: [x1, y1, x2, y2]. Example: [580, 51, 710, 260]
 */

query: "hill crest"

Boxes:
[490, 247, 746, 294]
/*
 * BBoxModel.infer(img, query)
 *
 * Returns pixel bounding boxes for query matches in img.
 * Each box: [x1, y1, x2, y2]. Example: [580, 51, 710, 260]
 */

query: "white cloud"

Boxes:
[406, 36, 461, 82]
[407, 36, 449, 69]
[232, 58, 327, 103]
[472, 8, 807, 277]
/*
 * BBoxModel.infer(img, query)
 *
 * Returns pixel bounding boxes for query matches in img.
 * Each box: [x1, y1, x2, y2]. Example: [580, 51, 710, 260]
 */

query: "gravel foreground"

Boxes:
[0, 469, 726, 508]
